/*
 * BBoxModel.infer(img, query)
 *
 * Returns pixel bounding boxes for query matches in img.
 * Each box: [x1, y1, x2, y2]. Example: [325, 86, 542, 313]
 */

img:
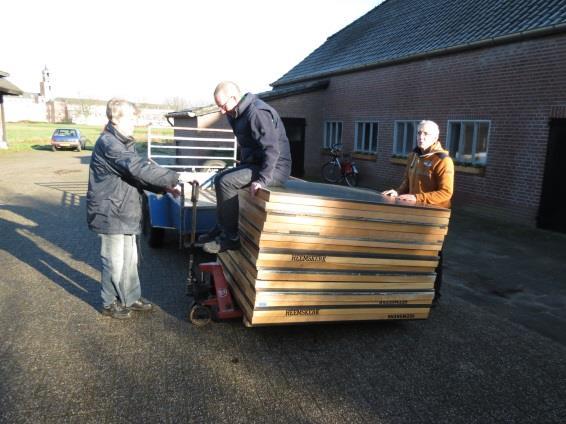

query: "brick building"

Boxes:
[171, 0, 566, 231]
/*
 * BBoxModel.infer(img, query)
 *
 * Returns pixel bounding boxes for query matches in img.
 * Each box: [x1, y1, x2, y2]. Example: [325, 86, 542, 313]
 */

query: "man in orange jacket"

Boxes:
[382, 120, 454, 304]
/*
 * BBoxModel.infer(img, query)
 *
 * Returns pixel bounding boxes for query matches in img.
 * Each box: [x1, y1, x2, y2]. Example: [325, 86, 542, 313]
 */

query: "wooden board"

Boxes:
[240, 196, 449, 236]
[222, 248, 436, 282]
[240, 215, 446, 246]
[219, 249, 435, 289]
[238, 231, 439, 260]
[229, 280, 431, 326]
[239, 218, 441, 254]
[254, 280, 435, 290]
[239, 190, 449, 225]
[248, 307, 431, 325]
[255, 179, 450, 217]
[254, 291, 434, 307]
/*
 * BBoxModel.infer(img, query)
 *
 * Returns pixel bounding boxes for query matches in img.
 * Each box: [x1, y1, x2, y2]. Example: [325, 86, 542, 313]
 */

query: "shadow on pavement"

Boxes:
[0, 202, 101, 310]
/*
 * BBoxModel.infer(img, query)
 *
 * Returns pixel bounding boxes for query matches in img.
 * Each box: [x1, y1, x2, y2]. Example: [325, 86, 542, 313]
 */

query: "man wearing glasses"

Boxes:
[200, 81, 292, 254]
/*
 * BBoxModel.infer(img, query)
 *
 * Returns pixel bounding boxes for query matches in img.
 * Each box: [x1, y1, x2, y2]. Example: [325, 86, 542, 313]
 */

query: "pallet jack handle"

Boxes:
[179, 180, 200, 249]
[185, 180, 200, 294]
[189, 180, 199, 246]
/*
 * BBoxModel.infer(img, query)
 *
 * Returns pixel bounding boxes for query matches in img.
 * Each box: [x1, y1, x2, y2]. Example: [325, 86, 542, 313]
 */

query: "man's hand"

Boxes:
[382, 189, 398, 197]
[165, 184, 182, 198]
[177, 172, 192, 184]
[398, 194, 416, 202]
[250, 181, 262, 196]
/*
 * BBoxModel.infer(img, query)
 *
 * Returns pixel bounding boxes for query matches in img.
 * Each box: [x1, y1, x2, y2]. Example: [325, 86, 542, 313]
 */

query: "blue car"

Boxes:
[51, 128, 86, 152]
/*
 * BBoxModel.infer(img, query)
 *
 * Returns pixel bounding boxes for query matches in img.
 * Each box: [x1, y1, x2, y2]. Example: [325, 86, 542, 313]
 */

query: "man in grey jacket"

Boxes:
[87, 98, 181, 319]
[201, 81, 292, 254]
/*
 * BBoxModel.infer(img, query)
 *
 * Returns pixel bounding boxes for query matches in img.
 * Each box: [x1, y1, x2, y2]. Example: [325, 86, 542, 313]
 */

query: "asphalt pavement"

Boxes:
[1, 149, 565, 423]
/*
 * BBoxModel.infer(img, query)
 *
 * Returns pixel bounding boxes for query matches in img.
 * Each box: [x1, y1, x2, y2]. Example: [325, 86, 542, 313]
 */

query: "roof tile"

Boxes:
[274, 0, 566, 86]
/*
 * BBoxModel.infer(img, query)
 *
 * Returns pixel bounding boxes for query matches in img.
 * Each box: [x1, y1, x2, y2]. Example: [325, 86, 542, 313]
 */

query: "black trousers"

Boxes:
[214, 164, 260, 239]
[214, 165, 286, 239]
[434, 250, 443, 299]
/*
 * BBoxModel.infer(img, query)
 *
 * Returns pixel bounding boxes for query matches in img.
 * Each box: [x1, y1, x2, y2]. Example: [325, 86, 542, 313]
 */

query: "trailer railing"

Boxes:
[147, 125, 237, 171]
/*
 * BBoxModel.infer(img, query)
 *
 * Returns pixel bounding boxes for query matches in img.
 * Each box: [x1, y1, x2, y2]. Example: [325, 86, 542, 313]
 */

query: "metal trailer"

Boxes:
[142, 125, 237, 249]
[142, 124, 243, 325]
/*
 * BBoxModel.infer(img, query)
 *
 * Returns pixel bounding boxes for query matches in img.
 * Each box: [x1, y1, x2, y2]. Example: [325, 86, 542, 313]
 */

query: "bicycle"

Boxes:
[321, 143, 359, 187]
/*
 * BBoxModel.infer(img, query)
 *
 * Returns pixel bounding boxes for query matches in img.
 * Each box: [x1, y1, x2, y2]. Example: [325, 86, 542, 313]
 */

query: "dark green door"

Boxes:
[282, 118, 306, 178]
[538, 119, 566, 232]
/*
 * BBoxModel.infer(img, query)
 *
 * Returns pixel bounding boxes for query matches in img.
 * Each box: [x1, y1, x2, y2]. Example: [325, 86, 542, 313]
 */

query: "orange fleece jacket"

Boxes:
[396, 141, 454, 208]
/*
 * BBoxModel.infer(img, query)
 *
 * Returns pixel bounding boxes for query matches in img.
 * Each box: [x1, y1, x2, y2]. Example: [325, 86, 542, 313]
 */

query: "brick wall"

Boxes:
[264, 91, 326, 178]
[267, 33, 566, 226]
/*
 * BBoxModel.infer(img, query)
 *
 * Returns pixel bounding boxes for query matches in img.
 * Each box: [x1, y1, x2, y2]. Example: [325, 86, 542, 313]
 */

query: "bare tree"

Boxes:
[165, 96, 192, 111]
[78, 99, 92, 120]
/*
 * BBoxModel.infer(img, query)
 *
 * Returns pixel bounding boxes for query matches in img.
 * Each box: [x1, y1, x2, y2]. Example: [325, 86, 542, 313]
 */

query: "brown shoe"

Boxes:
[129, 298, 153, 312]
[102, 301, 132, 319]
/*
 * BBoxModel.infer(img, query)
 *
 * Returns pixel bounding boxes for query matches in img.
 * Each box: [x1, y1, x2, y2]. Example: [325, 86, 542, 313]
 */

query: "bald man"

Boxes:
[382, 120, 454, 304]
[200, 81, 292, 254]
[382, 120, 454, 207]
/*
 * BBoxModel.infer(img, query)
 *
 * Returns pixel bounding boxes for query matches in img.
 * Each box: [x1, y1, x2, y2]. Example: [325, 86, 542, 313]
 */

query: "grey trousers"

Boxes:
[99, 234, 141, 307]
[214, 165, 260, 238]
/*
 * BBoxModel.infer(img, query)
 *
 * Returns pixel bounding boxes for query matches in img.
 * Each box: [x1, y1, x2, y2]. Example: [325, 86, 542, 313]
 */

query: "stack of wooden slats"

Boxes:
[218, 179, 450, 326]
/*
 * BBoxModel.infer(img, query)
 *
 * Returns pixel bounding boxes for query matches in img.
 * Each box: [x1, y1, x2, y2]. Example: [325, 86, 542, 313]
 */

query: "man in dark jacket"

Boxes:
[200, 81, 292, 254]
[87, 98, 180, 319]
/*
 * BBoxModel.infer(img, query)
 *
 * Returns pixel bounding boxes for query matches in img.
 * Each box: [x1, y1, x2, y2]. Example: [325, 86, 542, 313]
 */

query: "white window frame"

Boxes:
[354, 121, 379, 154]
[392, 120, 419, 157]
[446, 120, 491, 166]
[323, 121, 343, 149]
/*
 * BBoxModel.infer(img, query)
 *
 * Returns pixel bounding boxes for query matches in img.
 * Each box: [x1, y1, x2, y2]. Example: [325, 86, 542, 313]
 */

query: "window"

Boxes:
[447, 121, 490, 166]
[323, 121, 342, 149]
[393, 121, 419, 157]
[354, 121, 379, 154]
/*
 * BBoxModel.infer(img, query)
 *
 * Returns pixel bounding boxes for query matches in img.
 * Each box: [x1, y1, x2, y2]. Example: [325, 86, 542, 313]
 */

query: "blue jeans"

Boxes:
[99, 234, 141, 307]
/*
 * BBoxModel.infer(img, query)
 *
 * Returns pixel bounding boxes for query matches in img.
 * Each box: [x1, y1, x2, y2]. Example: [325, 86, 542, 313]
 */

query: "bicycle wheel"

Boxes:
[344, 171, 359, 187]
[321, 161, 341, 183]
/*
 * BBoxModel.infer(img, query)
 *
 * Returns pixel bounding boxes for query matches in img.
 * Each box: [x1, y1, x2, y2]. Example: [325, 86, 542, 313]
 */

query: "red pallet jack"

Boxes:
[184, 180, 242, 326]
[188, 262, 243, 326]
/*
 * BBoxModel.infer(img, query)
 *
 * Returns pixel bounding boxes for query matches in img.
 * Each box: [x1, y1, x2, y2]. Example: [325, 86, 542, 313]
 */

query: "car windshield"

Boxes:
[54, 129, 77, 136]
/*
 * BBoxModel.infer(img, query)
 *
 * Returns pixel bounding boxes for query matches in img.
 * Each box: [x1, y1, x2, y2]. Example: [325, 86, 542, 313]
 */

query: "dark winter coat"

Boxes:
[228, 93, 291, 186]
[87, 123, 178, 234]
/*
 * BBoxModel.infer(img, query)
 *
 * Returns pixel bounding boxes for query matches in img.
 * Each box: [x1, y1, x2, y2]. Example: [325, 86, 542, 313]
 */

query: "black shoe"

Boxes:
[129, 297, 153, 312]
[203, 236, 241, 254]
[197, 226, 222, 244]
[102, 301, 132, 319]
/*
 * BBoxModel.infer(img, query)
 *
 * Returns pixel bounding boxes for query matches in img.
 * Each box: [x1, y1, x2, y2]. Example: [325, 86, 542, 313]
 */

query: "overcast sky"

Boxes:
[2, 0, 381, 106]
